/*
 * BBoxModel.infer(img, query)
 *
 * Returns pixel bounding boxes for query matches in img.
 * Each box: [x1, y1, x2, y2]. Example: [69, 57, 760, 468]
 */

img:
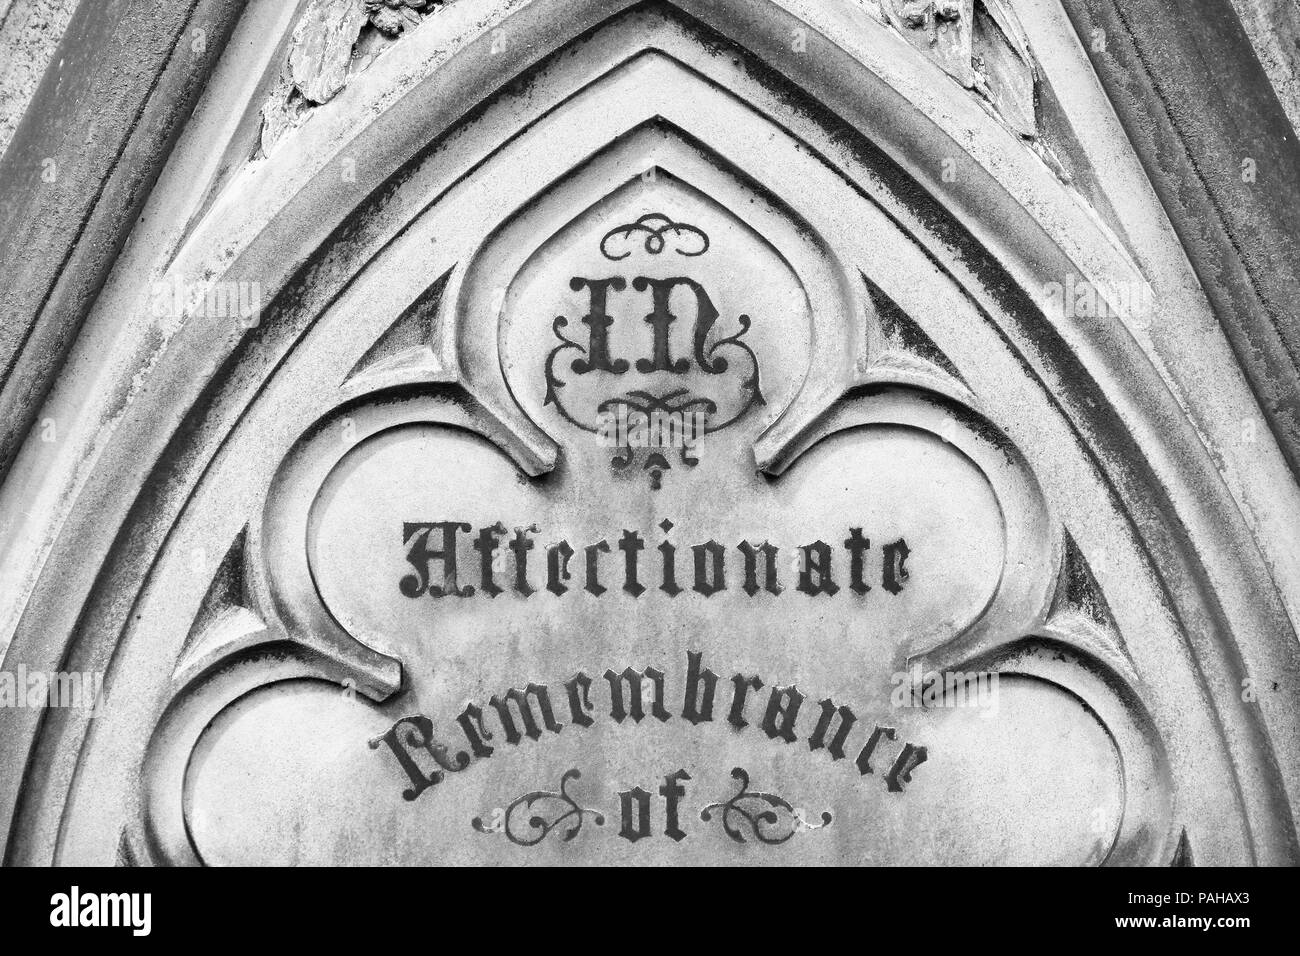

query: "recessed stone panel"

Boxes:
[3, 0, 1296, 872]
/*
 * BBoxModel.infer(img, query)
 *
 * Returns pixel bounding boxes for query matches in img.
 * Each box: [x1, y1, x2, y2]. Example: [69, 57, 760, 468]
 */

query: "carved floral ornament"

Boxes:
[878, 0, 1039, 137]
[262, 0, 1039, 157]
[6, 0, 1293, 868]
[365, 0, 443, 37]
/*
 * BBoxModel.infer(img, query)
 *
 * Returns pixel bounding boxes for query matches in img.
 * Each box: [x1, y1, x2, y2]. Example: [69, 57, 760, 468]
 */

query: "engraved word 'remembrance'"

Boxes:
[372, 650, 929, 808]
[399, 519, 911, 599]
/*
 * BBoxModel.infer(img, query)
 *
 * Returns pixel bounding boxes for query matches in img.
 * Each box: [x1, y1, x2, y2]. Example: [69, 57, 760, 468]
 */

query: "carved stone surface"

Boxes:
[0, 0, 1298, 867]
[0, 0, 78, 157]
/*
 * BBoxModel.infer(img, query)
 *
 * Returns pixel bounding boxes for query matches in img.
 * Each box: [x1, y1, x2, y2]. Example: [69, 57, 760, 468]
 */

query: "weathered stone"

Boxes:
[0, 0, 78, 157]
[0, 0, 1298, 871]
[288, 0, 369, 104]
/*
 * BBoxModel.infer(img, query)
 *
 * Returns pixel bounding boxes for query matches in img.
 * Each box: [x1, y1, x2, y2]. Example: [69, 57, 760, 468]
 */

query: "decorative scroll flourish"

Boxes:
[600, 213, 710, 260]
[543, 315, 587, 415]
[598, 388, 716, 489]
[544, 214, 765, 489]
[472, 769, 606, 846]
[700, 767, 832, 845]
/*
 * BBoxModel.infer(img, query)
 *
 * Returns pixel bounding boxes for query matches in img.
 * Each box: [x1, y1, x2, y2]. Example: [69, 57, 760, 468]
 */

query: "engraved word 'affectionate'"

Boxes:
[399, 519, 911, 599]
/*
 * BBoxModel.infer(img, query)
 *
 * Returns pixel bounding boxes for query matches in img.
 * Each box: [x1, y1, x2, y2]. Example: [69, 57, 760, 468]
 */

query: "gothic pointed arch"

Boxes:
[0, 0, 1296, 866]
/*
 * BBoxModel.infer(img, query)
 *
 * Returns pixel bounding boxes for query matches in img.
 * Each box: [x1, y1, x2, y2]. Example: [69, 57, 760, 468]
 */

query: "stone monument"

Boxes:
[0, 0, 1297, 866]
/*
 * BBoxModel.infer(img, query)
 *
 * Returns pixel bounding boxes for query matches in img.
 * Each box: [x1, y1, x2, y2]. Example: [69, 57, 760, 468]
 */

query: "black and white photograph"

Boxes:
[0, 0, 1295, 933]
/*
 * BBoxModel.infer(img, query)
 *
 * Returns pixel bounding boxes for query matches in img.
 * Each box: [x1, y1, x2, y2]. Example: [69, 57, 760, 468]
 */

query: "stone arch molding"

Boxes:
[1, 0, 1296, 866]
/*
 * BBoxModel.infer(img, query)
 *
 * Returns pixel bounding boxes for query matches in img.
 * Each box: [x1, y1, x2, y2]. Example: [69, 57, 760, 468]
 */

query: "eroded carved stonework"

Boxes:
[0, 0, 1297, 868]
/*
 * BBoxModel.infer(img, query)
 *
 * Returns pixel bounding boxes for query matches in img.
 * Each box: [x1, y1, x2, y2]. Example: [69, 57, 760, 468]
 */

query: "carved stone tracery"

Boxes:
[1, 0, 1295, 868]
